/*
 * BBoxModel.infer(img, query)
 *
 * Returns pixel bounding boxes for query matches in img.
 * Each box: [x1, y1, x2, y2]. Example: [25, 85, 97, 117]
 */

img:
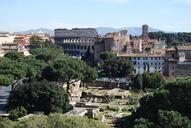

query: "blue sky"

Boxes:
[0, 0, 191, 32]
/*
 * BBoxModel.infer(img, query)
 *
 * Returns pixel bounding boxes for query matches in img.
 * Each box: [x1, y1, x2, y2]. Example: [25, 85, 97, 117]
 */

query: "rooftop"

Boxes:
[55, 28, 98, 38]
[117, 53, 165, 57]
[166, 47, 176, 52]
[176, 45, 191, 51]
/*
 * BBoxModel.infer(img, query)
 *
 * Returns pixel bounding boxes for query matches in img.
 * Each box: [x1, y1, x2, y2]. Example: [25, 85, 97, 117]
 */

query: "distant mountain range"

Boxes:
[18, 28, 53, 35]
[18, 27, 162, 36]
[96, 27, 162, 36]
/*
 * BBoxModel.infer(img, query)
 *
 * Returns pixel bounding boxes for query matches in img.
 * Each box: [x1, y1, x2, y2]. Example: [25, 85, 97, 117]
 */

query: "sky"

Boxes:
[0, 0, 191, 32]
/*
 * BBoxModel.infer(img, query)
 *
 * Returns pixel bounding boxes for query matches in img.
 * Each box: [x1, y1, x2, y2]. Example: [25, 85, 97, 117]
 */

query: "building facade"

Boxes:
[94, 30, 129, 63]
[0, 32, 16, 45]
[54, 28, 98, 58]
[164, 45, 191, 77]
[117, 53, 165, 74]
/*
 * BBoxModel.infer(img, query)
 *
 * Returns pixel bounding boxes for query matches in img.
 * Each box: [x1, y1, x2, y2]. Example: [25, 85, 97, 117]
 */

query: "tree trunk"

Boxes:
[66, 82, 70, 93]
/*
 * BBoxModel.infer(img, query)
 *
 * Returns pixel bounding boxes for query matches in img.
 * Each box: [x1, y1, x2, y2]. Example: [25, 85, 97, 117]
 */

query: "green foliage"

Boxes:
[142, 72, 151, 89]
[42, 56, 97, 92]
[48, 113, 108, 128]
[134, 118, 155, 128]
[132, 72, 164, 90]
[83, 65, 98, 83]
[0, 54, 45, 83]
[158, 110, 191, 128]
[29, 35, 54, 49]
[148, 32, 191, 46]
[100, 59, 134, 78]
[121, 77, 191, 128]
[15, 115, 51, 128]
[0, 117, 15, 128]
[100, 52, 116, 61]
[0, 75, 14, 86]
[8, 80, 70, 115]
[30, 48, 63, 63]
[150, 72, 165, 89]
[9, 106, 27, 121]
[132, 74, 143, 90]
[4, 51, 24, 60]
[0, 113, 108, 128]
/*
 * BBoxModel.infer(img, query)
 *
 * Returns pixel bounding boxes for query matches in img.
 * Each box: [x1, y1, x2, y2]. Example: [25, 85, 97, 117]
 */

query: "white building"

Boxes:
[117, 53, 165, 74]
[0, 32, 16, 45]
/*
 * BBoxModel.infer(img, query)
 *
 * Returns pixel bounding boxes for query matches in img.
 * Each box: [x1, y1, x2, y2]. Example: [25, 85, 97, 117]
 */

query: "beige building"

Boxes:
[94, 30, 129, 63]
[0, 32, 16, 45]
[164, 45, 191, 78]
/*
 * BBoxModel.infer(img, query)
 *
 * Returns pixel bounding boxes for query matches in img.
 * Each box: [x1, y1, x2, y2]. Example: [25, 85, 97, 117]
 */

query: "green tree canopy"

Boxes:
[0, 75, 14, 86]
[9, 106, 27, 121]
[100, 59, 134, 78]
[0, 113, 109, 128]
[29, 35, 59, 49]
[42, 56, 97, 92]
[8, 80, 70, 115]
[30, 47, 63, 63]
[99, 52, 116, 61]
[132, 72, 165, 90]
[132, 74, 143, 90]
[120, 77, 191, 128]
[148, 32, 191, 46]
[4, 51, 24, 60]
[158, 110, 191, 128]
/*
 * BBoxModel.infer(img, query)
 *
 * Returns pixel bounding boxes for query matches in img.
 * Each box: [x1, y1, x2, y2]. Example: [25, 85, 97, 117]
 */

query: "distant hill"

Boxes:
[18, 28, 53, 35]
[96, 27, 162, 36]
[17, 27, 161, 36]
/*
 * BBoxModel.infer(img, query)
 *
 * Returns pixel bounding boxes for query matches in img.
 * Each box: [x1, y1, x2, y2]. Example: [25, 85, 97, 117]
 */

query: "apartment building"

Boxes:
[117, 53, 165, 74]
